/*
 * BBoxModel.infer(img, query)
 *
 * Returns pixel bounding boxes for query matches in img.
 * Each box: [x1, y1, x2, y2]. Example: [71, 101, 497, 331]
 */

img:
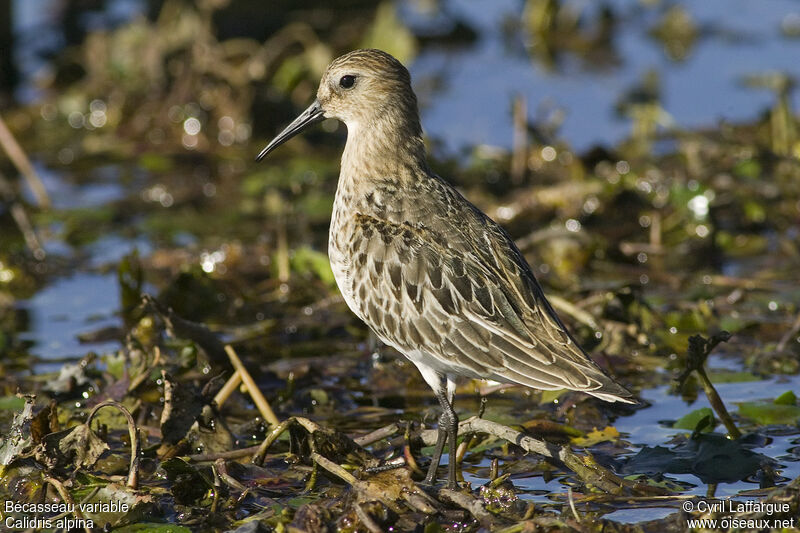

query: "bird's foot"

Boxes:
[419, 466, 460, 490]
[417, 477, 460, 491]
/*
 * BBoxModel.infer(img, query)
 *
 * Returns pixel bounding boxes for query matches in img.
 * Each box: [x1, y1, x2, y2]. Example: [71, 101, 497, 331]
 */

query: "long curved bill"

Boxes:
[255, 100, 325, 161]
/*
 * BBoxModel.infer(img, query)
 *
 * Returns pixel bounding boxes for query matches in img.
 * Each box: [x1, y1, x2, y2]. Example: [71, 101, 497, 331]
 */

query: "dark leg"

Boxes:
[423, 388, 459, 488]
[447, 406, 458, 489]
[442, 391, 459, 489]
[423, 416, 447, 485]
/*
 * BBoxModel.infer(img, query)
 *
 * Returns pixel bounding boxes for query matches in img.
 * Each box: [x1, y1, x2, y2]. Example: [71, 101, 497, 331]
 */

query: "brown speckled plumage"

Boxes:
[258, 49, 634, 488]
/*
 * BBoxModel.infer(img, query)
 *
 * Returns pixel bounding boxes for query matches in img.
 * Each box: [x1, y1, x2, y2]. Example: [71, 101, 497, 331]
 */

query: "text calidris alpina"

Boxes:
[257, 49, 634, 488]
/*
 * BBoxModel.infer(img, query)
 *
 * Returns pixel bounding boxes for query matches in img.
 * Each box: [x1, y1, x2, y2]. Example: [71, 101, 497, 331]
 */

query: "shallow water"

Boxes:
[453, 366, 800, 519]
[12, 0, 800, 153]
[19, 272, 119, 368]
[409, 0, 800, 152]
[10, 0, 800, 369]
[3, 1, 799, 527]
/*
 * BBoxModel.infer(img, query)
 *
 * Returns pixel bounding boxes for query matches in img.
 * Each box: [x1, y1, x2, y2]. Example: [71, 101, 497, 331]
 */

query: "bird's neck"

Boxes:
[340, 112, 428, 186]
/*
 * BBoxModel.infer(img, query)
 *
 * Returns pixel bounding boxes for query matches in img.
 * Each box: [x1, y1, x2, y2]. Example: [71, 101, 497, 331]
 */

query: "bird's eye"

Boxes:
[339, 75, 356, 89]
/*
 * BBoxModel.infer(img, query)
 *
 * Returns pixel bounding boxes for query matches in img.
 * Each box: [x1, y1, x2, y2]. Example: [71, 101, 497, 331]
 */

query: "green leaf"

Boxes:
[79, 483, 156, 529]
[673, 407, 716, 432]
[291, 246, 336, 286]
[286, 496, 317, 508]
[0, 396, 26, 411]
[137, 153, 174, 172]
[424, 521, 446, 533]
[732, 159, 761, 179]
[539, 389, 567, 404]
[737, 401, 800, 425]
[717, 315, 748, 334]
[361, 2, 418, 63]
[118, 249, 143, 322]
[773, 390, 797, 406]
[706, 370, 760, 383]
[87, 399, 138, 431]
[467, 436, 505, 454]
[161, 458, 213, 505]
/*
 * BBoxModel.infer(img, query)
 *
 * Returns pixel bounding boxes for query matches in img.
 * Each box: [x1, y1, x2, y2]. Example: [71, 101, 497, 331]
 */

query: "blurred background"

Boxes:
[0, 0, 797, 363]
[1, 0, 800, 525]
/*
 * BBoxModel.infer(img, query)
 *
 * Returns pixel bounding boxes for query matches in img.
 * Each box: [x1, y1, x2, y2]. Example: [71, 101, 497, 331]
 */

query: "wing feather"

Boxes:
[345, 211, 633, 402]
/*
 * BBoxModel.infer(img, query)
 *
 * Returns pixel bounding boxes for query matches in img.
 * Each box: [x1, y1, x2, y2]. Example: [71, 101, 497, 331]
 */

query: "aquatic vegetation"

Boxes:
[1, 1, 799, 531]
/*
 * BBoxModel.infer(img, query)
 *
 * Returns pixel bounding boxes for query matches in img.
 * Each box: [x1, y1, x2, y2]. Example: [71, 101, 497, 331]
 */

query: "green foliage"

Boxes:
[290, 246, 336, 286]
[161, 458, 213, 505]
[137, 153, 174, 172]
[774, 390, 797, 405]
[732, 159, 761, 179]
[738, 391, 800, 425]
[157, 268, 225, 322]
[118, 249, 144, 323]
[0, 396, 26, 411]
[361, 2, 418, 63]
[2, 1, 800, 530]
[672, 407, 715, 433]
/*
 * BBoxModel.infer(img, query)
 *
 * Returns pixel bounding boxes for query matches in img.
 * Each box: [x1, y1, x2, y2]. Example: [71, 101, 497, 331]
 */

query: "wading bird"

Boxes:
[257, 49, 634, 488]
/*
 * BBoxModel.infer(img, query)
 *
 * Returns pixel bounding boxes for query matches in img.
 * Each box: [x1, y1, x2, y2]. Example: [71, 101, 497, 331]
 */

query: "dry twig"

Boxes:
[0, 170, 45, 258]
[0, 113, 49, 207]
[421, 417, 640, 495]
[43, 477, 92, 533]
[353, 422, 400, 447]
[224, 345, 280, 426]
[438, 488, 492, 527]
[86, 400, 140, 489]
[213, 369, 243, 407]
[777, 312, 800, 353]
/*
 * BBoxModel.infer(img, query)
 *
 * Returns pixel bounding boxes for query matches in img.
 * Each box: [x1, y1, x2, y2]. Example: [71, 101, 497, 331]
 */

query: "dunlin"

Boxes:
[257, 49, 634, 488]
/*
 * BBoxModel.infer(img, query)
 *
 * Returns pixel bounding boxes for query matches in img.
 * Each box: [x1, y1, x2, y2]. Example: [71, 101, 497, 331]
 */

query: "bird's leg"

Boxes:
[422, 414, 447, 485]
[433, 387, 459, 489]
[418, 368, 459, 487]
[445, 376, 459, 489]
[445, 410, 459, 489]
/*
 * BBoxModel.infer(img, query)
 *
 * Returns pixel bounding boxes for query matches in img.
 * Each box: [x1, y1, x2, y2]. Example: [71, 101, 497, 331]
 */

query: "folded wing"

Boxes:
[346, 212, 634, 403]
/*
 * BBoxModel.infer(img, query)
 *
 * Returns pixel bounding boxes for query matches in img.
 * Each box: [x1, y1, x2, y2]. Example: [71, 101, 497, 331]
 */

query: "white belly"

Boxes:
[327, 207, 477, 390]
[328, 211, 362, 320]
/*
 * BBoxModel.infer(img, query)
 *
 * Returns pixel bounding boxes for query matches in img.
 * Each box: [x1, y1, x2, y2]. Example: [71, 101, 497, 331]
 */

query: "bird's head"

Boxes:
[256, 49, 420, 161]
